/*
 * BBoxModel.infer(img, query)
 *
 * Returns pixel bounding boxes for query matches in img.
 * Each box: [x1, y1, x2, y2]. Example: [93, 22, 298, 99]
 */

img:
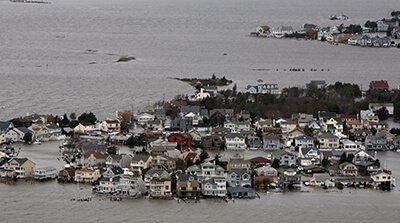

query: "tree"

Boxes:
[340, 153, 347, 163]
[78, 112, 97, 124]
[271, 158, 280, 169]
[375, 107, 389, 120]
[390, 128, 400, 135]
[23, 132, 33, 143]
[214, 154, 220, 166]
[47, 115, 56, 124]
[70, 112, 77, 120]
[322, 157, 329, 167]
[199, 149, 209, 163]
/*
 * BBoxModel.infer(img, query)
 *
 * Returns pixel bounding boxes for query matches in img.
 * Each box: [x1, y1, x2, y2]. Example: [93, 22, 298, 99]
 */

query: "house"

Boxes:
[81, 151, 108, 168]
[277, 150, 297, 167]
[347, 120, 363, 133]
[147, 119, 163, 131]
[193, 88, 210, 101]
[187, 162, 225, 180]
[144, 169, 169, 187]
[272, 26, 294, 38]
[136, 113, 155, 125]
[46, 123, 62, 139]
[303, 165, 326, 174]
[58, 166, 76, 182]
[8, 118, 31, 128]
[352, 150, 376, 165]
[287, 127, 305, 140]
[167, 133, 192, 152]
[209, 111, 226, 127]
[202, 135, 223, 150]
[254, 166, 278, 177]
[322, 117, 343, 134]
[103, 166, 124, 178]
[255, 118, 274, 129]
[154, 109, 166, 121]
[354, 129, 372, 141]
[189, 129, 202, 142]
[100, 120, 121, 133]
[96, 176, 121, 194]
[369, 80, 389, 92]
[203, 85, 218, 96]
[245, 79, 279, 94]
[280, 121, 297, 135]
[227, 187, 256, 198]
[294, 135, 314, 148]
[256, 25, 270, 36]
[201, 177, 227, 197]
[342, 139, 362, 152]
[5, 127, 33, 142]
[150, 138, 178, 155]
[74, 169, 101, 183]
[227, 158, 251, 171]
[149, 155, 176, 172]
[150, 177, 172, 199]
[263, 135, 281, 150]
[179, 151, 199, 164]
[321, 150, 344, 165]
[306, 80, 327, 89]
[116, 111, 133, 123]
[316, 133, 339, 149]
[339, 162, 358, 176]
[392, 136, 400, 149]
[298, 147, 323, 166]
[33, 166, 57, 180]
[28, 123, 49, 141]
[370, 171, 393, 188]
[176, 174, 201, 199]
[309, 173, 334, 187]
[249, 156, 271, 167]
[225, 133, 246, 150]
[106, 154, 133, 169]
[279, 169, 301, 188]
[73, 123, 97, 134]
[377, 21, 389, 32]
[365, 135, 388, 151]
[226, 169, 251, 187]
[224, 121, 251, 133]
[0, 158, 36, 178]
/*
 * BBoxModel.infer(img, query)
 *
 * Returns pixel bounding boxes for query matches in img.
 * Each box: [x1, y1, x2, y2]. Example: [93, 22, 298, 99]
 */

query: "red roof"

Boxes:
[105, 120, 119, 124]
[370, 80, 389, 89]
[339, 114, 357, 119]
[249, 156, 271, 163]
[83, 150, 108, 159]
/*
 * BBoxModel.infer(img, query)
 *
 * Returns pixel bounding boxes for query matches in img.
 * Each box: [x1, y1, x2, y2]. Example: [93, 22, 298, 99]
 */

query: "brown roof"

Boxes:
[339, 114, 357, 119]
[105, 120, 119, 124]
[370, 80, 389, 89]
[83, 150, 108, 159]
[249, 156, 271, 163]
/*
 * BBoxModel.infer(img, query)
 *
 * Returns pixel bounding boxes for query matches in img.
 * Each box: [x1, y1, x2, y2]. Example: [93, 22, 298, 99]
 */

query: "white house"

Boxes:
[225, 133, 246, 150]
[136, 113, 155, 125]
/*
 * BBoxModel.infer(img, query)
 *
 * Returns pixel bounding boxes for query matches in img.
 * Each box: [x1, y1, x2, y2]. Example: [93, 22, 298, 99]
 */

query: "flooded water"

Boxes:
[1, 0, 400, 221]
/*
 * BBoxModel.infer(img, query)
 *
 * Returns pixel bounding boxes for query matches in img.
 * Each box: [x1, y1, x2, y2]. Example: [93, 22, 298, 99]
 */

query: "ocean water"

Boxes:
[0, 0, 399, 120]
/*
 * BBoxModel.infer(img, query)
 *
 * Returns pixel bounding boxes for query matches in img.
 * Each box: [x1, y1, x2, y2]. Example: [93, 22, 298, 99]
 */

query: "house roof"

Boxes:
[249, 156, 271, 163]
[11, 158, 29, 166]
[109, 166, 124, 175]
[105, 120, 119, 124]
[317, 133, 338, 139]
[146, 169, 167, 177]
[83, 150, 108, 159]
[339, 114, 357, 119]
[178, 174, 198, 181]
[0, 121, 12, 131]
[295, 135, 313, 140]
[132, 154, 151, 162]
[227, 169, 249, 176]
[17, 127, 33, 134]
[370, 80, 389, 89]
[226, 133, 245, 139]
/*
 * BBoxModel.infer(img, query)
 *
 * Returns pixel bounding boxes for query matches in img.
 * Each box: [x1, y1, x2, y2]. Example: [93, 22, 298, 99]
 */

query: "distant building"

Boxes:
[246, 80, 279, 95]
[369, 80, 389, 92]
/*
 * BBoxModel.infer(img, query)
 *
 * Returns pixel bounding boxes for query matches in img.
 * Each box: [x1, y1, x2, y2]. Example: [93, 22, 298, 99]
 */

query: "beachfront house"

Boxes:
[225, 133, 246, 150]
[176, 174, 201, 199]
[226, 170, 251, 187]
[33, 166, 57, 180]
[150, 177, 172, 199]
[74, 169, 101, 183]
[1, 158, 36, 178]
